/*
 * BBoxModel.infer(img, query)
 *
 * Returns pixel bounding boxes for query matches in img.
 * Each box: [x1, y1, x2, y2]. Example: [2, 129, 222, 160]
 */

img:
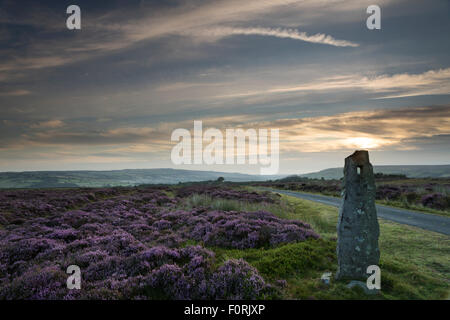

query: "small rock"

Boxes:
[321, 272, 332, 285]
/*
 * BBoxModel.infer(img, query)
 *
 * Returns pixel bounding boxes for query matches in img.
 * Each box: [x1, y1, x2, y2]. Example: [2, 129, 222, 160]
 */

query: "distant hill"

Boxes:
[0, 169, 284, 189]
[298, 165, 450, 180]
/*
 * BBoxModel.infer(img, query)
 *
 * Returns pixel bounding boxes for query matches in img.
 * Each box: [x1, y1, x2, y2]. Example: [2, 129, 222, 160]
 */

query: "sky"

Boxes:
[0, 0, 449, 175]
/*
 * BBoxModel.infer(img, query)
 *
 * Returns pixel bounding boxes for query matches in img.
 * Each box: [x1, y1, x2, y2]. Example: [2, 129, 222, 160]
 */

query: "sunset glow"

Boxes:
[345, 137, 381, 149]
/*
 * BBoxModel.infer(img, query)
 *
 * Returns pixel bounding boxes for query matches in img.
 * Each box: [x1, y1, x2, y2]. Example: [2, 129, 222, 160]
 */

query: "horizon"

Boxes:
[1, 1, 449, 174]
[1, 163, 450, 176]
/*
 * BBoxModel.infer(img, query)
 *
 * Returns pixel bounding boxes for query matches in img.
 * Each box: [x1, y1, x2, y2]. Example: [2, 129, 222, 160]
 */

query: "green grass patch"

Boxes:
[179, 193, 285, 213]
[205, 190, 449, 299]
[212, 239, 335, 279]
[277, 195, 449, 299]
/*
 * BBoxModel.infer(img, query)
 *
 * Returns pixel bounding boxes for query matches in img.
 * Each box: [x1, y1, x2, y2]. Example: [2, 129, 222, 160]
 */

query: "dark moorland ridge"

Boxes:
[0, 165, 449, 188]
[0, 169, 285, 189]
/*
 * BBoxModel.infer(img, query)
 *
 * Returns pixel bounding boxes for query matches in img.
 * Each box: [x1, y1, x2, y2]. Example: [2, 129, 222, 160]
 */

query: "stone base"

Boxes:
[346, 280, 380, 295]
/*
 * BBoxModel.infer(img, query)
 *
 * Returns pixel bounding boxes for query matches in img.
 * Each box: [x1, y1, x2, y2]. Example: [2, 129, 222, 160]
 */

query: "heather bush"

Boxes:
[421, 193, 450, 210]
[176, 185, 277, 203]
[0, 186, 304, 299]
[258, 177, 450, 212]
[0, 265, 68, 300]
[211, 259, 270, 299]
[376, 186, 402, 201]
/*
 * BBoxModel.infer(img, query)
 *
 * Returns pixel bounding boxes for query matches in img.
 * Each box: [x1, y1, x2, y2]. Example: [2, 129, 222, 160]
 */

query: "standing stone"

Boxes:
[336, 150, 380, 280]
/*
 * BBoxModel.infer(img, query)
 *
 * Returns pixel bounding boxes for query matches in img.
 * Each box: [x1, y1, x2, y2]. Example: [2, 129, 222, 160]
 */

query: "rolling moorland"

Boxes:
[0, 184, 448, 300]
[0, 169, 283, 189]
[0, 165, 448, 189]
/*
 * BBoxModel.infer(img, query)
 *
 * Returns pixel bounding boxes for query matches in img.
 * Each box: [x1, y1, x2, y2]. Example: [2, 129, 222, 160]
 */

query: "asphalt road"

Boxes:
[272, 189, 450, 236]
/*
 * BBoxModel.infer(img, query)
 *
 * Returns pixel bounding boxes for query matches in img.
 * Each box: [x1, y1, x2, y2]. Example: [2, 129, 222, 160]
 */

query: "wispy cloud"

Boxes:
[199, 27, 359, 47]
[30, 120, 64, 129]
[268, 105, 450, 152]
[0, 0, 362, 77]
[0, 89, 31, 96]
[213, 68, 450, 100]
[14, 105, 450, 153]
[2, 104, 448, 171]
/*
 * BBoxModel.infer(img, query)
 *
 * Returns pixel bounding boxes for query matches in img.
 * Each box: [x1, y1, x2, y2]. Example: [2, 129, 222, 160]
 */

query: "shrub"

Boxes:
[0, 186, 299, 299]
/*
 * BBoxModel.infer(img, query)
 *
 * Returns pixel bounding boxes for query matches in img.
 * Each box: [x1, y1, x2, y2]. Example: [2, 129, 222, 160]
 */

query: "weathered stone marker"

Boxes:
[336, 150, 380, 280]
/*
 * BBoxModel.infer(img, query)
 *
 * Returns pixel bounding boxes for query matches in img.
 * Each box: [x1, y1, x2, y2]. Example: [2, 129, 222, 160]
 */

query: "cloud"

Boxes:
[0, 89, 31, 96]
[401, 134, 450, 151]
[212, 68, 450, 100]
[267, 105, 450, 152]
[14, 105, 450, 155]
[196, 26, 359, 47]
[22, 125, 170, 147]
[2, 104, 448, 172]
[30, 120, 64, 129]
[0, 0, 363, 77]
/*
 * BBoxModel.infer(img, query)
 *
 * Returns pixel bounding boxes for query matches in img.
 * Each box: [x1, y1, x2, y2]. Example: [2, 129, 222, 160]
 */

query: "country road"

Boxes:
[271, 189, 450, 236]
